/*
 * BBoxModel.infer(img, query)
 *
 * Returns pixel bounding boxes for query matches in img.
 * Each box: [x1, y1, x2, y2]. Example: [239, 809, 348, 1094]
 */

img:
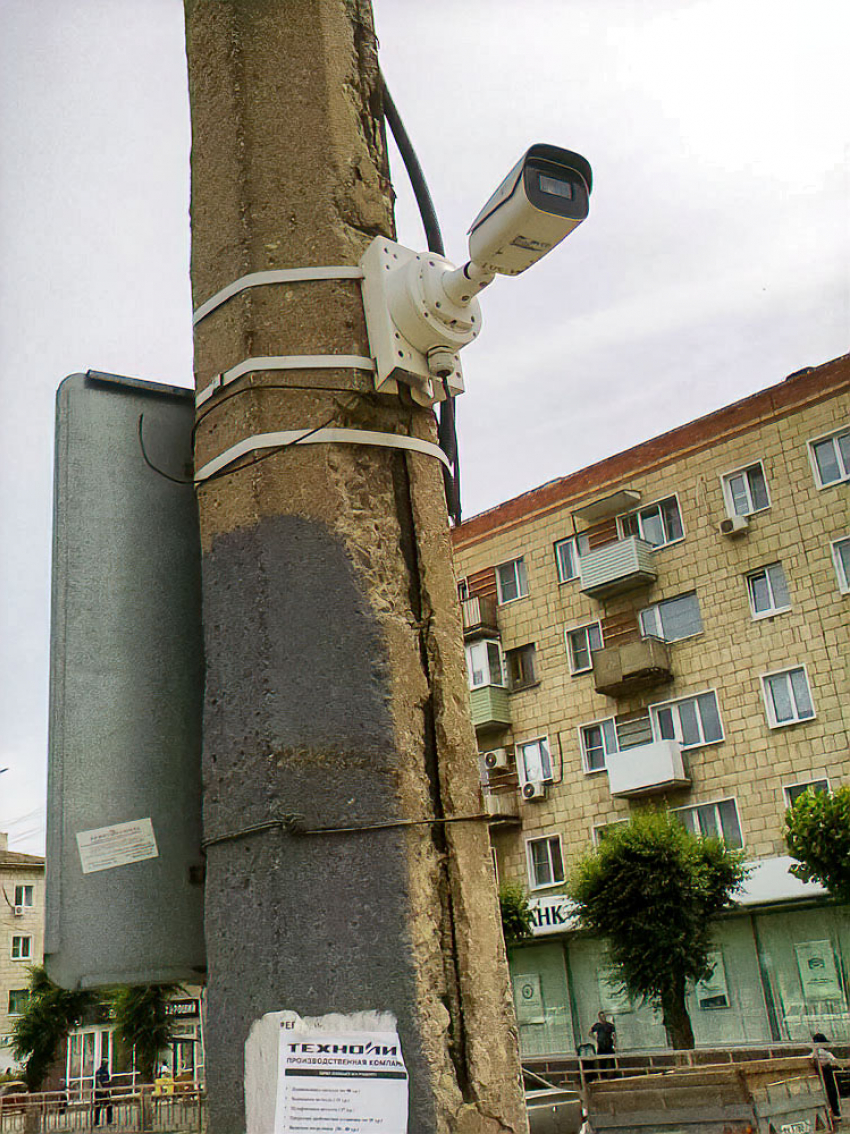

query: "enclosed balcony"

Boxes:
[461, 594, 500, 640]
[481, 785, 521, 824]
[606, 739, 690, 798]
[592, 636, 673, 698]
[579, 536, 657, 599]
[470, 685, 512, 733]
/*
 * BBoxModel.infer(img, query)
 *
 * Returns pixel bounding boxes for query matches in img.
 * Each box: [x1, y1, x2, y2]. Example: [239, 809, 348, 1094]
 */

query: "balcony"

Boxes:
[607, 739, 690, 798]
[469, 685, 511, 733]
[593, 637, 673, 698]
[579, 536, 657, 599]
[481, 785, 521, 824]
[461, 594, 500, 640]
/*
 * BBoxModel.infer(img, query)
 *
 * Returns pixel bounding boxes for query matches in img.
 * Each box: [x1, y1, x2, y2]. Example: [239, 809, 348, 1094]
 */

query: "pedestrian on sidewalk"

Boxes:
[812, 1032, 842, 1120]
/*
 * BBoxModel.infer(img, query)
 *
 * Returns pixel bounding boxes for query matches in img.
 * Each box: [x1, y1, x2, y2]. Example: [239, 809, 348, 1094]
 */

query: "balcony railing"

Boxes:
[579, 536, 657, 599]
[606, 739, 690, 798]
[592, 636, 673, 698]
[461, 594, 500, 640]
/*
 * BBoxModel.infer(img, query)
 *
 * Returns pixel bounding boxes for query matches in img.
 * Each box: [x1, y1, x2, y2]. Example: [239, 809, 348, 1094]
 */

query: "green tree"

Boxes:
[498, 881, 533, 942]
[109, 985, 178, 1083]
[568, 809, 747, 1050]
[785, 785, 850, 901]
[10, 966, 95, 1090]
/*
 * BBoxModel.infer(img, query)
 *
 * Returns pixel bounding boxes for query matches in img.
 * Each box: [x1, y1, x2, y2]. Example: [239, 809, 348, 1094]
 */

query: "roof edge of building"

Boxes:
[453, 353, 850, 548]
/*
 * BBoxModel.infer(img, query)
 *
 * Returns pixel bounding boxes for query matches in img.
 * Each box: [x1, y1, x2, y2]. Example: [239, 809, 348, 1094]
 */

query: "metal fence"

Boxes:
[0, 1087, 204, 1134]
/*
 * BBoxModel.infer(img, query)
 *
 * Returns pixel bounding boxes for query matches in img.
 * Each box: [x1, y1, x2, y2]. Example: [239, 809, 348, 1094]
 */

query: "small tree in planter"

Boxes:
[498, 881, 533, 943]
[109, 985, 178, 1084]
[10, 966, 95, 1090]
[568, 809, 747, 1050]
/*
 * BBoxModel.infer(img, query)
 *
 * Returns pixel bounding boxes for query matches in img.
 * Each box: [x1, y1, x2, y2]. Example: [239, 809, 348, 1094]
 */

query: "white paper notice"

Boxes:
[76, 818, 159, 874]
[276, 1012, 408, 1133]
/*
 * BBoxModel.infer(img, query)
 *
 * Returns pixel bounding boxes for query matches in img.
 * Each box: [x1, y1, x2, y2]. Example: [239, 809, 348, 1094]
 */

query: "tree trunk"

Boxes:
[661, 976, 695, 1050]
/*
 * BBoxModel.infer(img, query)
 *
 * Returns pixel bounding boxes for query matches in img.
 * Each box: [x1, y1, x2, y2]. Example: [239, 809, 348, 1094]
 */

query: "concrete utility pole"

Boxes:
[183, 3, 527, 1132]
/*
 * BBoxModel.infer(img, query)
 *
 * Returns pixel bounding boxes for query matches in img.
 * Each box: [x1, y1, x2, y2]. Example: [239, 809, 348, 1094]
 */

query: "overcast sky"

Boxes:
[0, 0, 847, 853]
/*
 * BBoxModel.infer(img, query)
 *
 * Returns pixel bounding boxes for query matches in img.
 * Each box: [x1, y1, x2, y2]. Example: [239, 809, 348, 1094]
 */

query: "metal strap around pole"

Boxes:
[194, 427, 451, 483]
[192, 266, 365, 325]
[195, 354, 376, 408]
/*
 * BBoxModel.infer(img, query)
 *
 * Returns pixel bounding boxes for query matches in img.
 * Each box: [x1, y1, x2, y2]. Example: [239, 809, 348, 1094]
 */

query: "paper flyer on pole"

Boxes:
[275, 1011, 408, 1133]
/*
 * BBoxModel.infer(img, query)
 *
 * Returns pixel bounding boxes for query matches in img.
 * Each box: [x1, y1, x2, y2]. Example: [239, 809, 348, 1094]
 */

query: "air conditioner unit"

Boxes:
[521, 780, 547, 801]
[13, 906, 24, 917]
[719, 514, 749, 537]
[483, 747, 509, 771]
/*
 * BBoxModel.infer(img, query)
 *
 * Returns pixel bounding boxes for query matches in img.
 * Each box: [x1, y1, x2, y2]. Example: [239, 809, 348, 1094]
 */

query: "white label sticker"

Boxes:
[76, 818, 159, 874]
[275, 1011, 408, 1132]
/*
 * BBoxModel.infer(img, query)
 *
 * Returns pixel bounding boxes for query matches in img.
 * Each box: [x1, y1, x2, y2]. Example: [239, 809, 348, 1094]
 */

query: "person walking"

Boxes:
[812, 1032, 841, 1120]
[590, 1012, 617, 1079]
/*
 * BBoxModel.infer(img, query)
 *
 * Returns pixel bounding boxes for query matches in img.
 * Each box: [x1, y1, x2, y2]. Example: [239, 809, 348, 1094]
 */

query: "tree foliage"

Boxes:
[109, 985, 178, 1083]
[785, 785, 850, 901]
[568, 809, 747, 1049]
[10, 966, 95, 1090]
[499, 881, 533, 942]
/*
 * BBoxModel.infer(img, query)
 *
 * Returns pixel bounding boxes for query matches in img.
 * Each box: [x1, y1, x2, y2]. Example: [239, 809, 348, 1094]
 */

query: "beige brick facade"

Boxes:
[0, 835, 45, 1071]
[453, 355, 850, 1055]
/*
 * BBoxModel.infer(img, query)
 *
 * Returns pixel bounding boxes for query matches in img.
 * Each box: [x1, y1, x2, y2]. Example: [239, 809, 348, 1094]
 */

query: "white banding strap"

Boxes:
[195, 427, 451, 483]
[196, 353, 376, 408]
[192, 266, 365, 326]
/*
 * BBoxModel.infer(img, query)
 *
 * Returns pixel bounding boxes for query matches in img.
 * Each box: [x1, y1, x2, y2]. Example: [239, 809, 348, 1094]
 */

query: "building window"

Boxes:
[761, 667, 815, 727]
[464, 639, 504, 690]
[516, 737, 553, 785]
[832, 537, 850, 593]
[640, 592, 702, 641]
[620, 495, 684, 548]
[495, 557, 528, 604]
[784, 779, 829, 807]
[672, 798, 743, 848]
[565, 622, 603, 674]
[554, 534, 588, 583]
[457, 578, 470, 601]
[579, 718, 618, 773]
[8, 990, 29, 1017]
[721, 461, 770, 516]
[506, 644, 537, 691]
[809, 427, 850, 487]
[14, 885, 34, 908]
[526, 835, 565, 889]
[651, 691, 723, 748]
[746, 563, 791, 618]
[592, 819, 628, 844]
[11, 936, 32, 961]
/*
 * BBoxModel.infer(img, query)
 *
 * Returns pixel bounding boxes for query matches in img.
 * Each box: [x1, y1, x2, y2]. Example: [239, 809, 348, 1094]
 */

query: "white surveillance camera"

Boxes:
[469, 144, 592, 276]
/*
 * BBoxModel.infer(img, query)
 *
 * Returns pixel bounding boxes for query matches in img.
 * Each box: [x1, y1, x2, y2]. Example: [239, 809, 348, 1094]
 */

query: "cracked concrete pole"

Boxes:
[183, 2, 528, 1131]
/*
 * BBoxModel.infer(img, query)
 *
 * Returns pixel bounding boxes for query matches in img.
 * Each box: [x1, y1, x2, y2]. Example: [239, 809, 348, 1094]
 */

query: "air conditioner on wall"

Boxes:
[13, 906, 24, 917]
[521, 781, 546, 801]
[719, 514, 749, 537]
[483, 747, 509, 771]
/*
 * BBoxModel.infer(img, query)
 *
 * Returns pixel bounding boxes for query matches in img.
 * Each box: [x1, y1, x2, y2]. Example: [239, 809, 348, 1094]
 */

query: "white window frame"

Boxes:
[671, 797, 744, 848]
[591, 818, 628, 845]
[7, 990, 29, 1017]
[639, 592, 703, 642]
[783, 778, 830, 808]
[618, 493, 685, 549]
[565, 621, 603, 674]
[516, 736, 554, 785]
[578, 717, 618, 774]
[554, 536, 580, 583]
[464, 638, 505, 690]
[761, 665, 816, 728]
[11, 935, 32, 961]
[13, 885, 34, 908]
[720, 460, 771, 517]
[808, 425, 850, 488]
[495, 557, 528, 605]
[832, 536, 850, 594]
[525, 834, 565, 890]
[650, 689, 724, 749]
[746, 563, 791, 619]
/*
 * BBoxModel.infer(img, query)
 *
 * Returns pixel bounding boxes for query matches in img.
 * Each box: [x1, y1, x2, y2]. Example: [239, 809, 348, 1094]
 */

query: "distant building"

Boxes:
[453, 354, 850, 1056]
[0, 833, 45, 1072]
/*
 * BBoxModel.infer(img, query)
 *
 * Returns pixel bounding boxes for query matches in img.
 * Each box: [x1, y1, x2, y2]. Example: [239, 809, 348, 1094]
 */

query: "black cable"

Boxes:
[381, 73, 462, 525]
[138, 415, 194, 485]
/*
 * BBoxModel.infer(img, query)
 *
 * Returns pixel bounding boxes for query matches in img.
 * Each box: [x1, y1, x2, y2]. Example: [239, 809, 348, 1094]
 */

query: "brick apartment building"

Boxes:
[452, 353, 850, 1057]
[0, 834, 44, 1072]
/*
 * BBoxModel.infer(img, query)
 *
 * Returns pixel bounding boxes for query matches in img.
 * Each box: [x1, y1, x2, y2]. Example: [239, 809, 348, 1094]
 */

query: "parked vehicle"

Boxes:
[524, 1068, 585, 1133]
